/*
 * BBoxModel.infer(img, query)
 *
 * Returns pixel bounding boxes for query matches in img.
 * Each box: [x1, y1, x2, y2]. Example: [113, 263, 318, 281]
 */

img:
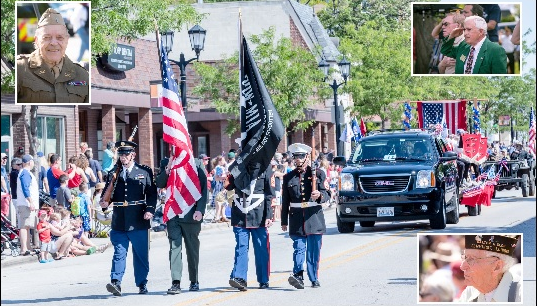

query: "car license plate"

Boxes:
[377, 207, 394, 217]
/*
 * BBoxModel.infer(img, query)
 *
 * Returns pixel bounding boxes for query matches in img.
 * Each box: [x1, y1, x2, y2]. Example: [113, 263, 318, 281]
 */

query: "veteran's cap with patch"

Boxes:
[288, 143, 312, 156]
[115, 140, 138, 154]
[465, 235, 520, 256]
[37, 8, 66, 28]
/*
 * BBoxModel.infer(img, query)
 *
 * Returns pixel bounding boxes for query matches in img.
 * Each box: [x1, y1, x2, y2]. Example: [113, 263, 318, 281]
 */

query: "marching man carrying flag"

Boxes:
[156, 32, 208, 294]
[226, 10, 284, 291]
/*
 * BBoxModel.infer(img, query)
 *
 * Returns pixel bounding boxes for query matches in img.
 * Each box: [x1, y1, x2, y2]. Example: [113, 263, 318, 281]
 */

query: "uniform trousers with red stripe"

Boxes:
[291, 234, 322, 282]
[230, 226, 270, 284]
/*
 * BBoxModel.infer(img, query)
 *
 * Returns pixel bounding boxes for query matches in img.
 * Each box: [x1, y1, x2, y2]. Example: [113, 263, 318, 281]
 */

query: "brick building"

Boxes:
[2, 0, 350, 171]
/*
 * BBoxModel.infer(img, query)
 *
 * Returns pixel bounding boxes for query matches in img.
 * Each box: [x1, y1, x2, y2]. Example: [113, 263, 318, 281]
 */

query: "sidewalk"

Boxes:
[0, 219, 229, 268]
[1, 206, 335, 268]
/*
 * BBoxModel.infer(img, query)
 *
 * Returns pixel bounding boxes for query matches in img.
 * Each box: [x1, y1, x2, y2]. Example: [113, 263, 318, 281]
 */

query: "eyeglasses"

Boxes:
[461, 254, 499, 266]
[441, 22, 452, 27]
[292, 154, 307, 159]
[118, 152, 132, 156]
[16, 163, 22, 166]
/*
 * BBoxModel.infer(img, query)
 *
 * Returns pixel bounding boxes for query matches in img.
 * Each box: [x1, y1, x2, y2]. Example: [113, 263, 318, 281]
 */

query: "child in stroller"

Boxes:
[1, 213, 20, 256]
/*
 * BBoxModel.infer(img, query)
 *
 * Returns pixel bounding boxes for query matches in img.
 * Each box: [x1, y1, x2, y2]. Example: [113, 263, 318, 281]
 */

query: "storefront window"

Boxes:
[1, 115, 12, 169]
[37, 116, 65, 166]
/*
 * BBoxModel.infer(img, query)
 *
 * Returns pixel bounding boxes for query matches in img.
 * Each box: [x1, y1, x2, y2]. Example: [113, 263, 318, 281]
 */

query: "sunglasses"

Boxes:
[292, 154, 307, 159]
[118, 152, 132, 156]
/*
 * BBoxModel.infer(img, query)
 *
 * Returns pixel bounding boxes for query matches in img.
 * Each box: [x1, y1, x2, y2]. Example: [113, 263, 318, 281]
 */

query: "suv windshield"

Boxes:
[350, 137, 435, 163]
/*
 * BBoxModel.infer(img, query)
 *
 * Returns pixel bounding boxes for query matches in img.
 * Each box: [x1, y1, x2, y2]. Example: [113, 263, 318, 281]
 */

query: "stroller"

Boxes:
[39, 190, 51, 208]
[1, 213, 20, 257]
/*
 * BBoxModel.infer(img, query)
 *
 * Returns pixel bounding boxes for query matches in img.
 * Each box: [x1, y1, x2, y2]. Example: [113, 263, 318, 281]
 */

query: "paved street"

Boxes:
[1, 189, 535, 306]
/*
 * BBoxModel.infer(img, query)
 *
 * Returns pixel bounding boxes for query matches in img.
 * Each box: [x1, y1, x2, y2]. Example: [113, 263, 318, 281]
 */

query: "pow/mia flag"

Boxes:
[228, 35, 284, 195]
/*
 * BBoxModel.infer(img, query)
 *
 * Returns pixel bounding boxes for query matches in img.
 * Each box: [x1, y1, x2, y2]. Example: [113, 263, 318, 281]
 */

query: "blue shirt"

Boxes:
[102, 149, 115, 172]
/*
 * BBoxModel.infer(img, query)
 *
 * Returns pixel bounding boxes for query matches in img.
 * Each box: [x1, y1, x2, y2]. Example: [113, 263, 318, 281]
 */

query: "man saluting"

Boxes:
[281, 143, 330, 289]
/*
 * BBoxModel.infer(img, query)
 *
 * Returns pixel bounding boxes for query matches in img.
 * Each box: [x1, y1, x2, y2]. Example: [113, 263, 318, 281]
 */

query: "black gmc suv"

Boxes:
[333, 130, 460, 232]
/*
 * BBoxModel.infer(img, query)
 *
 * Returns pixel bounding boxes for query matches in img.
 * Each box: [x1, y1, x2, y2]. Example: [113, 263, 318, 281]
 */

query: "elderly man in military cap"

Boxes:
[458, 235, 521, 302]
[281, 143, 330, 289]
[100, 140, 157, 296]
[17, 8, 89, 104]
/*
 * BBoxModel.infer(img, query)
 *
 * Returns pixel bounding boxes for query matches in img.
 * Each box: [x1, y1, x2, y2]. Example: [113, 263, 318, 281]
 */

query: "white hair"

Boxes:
[465, 16, 488, 32]
[484, 250, 518, 273]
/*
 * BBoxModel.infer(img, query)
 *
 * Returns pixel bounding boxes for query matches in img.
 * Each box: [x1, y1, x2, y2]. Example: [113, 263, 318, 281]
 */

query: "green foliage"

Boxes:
[193, 27, 325, 135]
[91, 0, 202, 62]
[1, 0, 15, 93]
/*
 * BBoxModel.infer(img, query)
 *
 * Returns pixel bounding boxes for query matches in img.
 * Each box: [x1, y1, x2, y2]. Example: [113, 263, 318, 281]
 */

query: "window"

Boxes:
[37, 116, 65, 168]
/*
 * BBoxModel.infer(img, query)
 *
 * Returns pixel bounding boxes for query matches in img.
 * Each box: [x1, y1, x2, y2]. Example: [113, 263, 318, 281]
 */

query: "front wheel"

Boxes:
[521, 174, 529, 197]
[467, 205, 478, 216]
[336, 212, 355, 233]
[430, 197, 447, 229]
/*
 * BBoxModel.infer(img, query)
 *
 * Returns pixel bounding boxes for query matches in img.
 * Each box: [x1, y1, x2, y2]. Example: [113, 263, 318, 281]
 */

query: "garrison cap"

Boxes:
[288, 143, 312, 156]
[37, 8, 66, 28]
[465, 235, 520, 256]
[115, 140, 137, 154]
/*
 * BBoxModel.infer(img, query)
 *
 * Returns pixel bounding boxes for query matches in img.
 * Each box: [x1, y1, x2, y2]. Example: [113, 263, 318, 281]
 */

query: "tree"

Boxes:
[193, 27, 327, 135]
[91, 0, 201, 59]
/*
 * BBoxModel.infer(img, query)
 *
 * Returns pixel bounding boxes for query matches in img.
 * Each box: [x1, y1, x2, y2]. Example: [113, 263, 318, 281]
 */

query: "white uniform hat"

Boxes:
[288, 143, 312, 155]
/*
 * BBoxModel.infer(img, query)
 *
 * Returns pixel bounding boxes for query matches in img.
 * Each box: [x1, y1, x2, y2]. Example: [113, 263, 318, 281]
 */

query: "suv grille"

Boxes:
[359, 176, 410, 193]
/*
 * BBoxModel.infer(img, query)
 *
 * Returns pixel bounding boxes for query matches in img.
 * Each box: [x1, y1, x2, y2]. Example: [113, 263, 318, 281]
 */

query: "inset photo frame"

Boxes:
[412, 2, 521, 76]
[418, 234, 522, 303]
[15, 1, 90, 105]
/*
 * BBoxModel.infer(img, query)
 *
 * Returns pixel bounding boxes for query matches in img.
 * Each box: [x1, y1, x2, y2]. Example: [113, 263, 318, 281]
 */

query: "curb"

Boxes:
[1, 207, 335, 268]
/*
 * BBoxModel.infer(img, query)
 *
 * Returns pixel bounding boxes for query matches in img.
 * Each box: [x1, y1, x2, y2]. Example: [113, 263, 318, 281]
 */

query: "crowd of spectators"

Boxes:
[1, 142, 111, 261]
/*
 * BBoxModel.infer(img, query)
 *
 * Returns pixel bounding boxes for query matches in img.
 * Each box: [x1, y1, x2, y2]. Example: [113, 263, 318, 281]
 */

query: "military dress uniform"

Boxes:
[102, 141, 157, 296]
[16, 8, 89, 104]
[281, 143, 330, 289]
[229, 166, 275, 291]
[165, 158, 208, 294]
[17, 52, 89, 104]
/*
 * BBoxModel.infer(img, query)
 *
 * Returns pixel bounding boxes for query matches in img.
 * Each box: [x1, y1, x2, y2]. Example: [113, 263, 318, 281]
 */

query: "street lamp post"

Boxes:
[161, 25, 207, 118]
[318, 56, 350, 157]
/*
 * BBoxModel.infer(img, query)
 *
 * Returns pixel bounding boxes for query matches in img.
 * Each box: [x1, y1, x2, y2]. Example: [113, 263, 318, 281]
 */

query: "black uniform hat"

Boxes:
[115, 140, 138, 154]
[465, 235, 520, 256]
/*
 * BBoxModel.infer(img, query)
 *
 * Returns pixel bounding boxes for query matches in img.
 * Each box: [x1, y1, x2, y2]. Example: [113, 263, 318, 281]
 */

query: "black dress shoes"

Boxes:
[258, 282, 269, 289]
[138, 284, 148, 294]
[167, 282, 181, 295]
[312, 280, 321, 288]
[106, 281, 122, 296]
[229, 278, 248, 291]
[189, 282, 200, 292]
[288, 273, 304, 289]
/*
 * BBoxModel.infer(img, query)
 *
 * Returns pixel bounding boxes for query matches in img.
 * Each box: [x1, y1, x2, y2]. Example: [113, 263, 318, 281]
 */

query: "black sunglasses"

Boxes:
[292, 154, 307, 159]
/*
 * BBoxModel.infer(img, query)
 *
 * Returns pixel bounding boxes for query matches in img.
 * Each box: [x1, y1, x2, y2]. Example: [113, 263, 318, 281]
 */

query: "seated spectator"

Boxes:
[48, 211, 75, 260]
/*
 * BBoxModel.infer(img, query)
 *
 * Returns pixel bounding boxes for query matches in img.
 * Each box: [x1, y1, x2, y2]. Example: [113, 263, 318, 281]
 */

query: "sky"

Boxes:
[439, 0, 536, 74]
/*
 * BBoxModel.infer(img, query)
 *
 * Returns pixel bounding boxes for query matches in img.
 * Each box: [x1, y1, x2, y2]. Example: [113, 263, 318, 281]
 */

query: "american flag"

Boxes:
[417, 101, 467, 134]
[360, 118, 367, 137]
[159, 37, 201, 223]
[529, 107, 536, 156]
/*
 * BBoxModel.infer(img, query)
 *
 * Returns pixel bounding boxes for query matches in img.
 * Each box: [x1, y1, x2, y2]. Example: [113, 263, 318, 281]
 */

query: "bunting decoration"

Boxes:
[473, 103, 481, 134]
[403, 102, 412, 130]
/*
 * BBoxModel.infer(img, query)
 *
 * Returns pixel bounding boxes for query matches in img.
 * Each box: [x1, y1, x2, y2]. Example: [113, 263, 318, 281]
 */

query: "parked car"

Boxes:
[333, 130, 460, 232]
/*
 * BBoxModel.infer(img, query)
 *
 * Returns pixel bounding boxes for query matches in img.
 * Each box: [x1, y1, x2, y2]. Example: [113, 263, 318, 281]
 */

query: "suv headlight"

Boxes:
[416, 170, 435, 188]
[339, 173, 355, 191]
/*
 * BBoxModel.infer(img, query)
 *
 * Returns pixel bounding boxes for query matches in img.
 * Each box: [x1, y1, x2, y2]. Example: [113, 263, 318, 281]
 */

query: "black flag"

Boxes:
[229, 34, 284, 195]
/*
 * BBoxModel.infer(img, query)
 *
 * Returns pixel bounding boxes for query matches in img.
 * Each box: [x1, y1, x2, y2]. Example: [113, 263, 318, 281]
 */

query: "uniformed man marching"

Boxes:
[17, 8, 89, 104]
[281, 143, 330, 289]
[100, 140, 157, 296]
[228, 165, 275, 291]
